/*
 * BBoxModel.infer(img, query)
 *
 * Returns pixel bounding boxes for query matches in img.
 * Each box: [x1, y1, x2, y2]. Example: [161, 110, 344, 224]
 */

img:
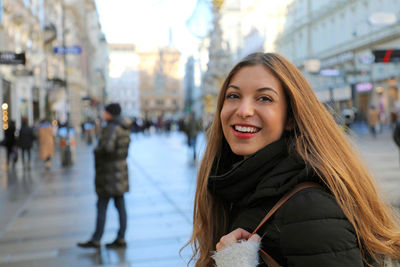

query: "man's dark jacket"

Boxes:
[394, 122, 400, 148]
[208, 138, 368, 267]
[18, 125, 35, 149]
[94, 116, 131, 197]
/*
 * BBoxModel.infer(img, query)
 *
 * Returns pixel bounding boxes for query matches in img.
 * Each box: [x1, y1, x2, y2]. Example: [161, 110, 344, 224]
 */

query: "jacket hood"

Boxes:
[208, 137, 320, 206]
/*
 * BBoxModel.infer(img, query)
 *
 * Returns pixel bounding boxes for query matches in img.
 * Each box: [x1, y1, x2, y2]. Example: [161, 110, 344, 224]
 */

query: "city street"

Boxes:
[0, 129, 399, 266]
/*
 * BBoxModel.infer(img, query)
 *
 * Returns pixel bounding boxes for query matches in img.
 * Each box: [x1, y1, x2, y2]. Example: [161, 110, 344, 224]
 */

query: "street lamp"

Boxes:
[60, 0, 73, 167]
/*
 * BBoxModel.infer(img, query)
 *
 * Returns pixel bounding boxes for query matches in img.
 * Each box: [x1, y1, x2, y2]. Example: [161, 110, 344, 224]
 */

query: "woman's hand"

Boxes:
[216, 228, 261, 251]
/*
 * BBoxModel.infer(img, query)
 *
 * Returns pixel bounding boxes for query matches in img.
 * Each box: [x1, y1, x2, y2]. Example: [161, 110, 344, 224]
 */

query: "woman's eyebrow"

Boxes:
[228, 84, 278, 95]
[257, 87, 278, 95]
[227, 85, 240, 90]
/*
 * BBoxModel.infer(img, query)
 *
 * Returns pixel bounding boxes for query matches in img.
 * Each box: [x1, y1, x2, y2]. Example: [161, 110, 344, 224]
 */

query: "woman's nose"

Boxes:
[237, 100, 254, 118]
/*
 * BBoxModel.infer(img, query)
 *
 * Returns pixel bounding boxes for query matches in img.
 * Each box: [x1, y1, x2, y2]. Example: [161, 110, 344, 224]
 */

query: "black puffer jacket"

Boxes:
[208, 138, 366, 267]
[94, 116, 131, 197]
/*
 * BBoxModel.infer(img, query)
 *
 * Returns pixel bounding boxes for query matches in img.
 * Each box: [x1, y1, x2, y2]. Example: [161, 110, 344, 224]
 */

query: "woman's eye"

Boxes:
[259, 96, 272, 102]
[226, 93, 239, 99]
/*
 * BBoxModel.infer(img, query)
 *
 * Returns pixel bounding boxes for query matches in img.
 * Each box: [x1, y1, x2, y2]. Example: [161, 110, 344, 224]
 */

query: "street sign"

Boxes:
[54, 46, 82, 54]
[0, 52, 25, 65]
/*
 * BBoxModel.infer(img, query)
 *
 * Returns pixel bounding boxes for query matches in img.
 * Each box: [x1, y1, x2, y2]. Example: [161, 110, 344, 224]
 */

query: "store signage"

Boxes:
[320, 69, 341, 76]
[320, 52, 354, 68]
[368, 12, 397, 26]
[358, 52, 375, 65]
[373, 49, 400, 63]
[333, 85, 351, 101]
[0, 52, 26, 65]
[314, 89, 331, 103]
[355, 82, 373, 92]
[304, 59, 321, 73]
[12, 68, 33, 76]
[54, 45, 82, 54]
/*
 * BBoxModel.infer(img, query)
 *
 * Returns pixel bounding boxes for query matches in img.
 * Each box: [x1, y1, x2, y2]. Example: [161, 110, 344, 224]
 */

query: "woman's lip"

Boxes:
[232, 123, 260, 128]
[231, 127, 259, 139]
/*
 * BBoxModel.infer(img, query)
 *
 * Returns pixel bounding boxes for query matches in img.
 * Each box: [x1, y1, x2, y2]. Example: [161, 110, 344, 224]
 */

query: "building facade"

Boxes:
[186, 0, 293, 121]
[0, 0, 107, 140]
[138, 47, 182, 121]
[274, 0, 400, 122]
[107, 43, 140, 118]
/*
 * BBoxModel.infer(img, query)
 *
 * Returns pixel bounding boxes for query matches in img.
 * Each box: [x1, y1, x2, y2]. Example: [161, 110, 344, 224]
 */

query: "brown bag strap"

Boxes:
[252, 182, 324, 267]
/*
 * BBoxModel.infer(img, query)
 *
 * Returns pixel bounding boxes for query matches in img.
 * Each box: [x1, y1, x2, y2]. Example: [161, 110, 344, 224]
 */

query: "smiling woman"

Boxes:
[220, 65, 288, 157]
[184, 52, 400, 267]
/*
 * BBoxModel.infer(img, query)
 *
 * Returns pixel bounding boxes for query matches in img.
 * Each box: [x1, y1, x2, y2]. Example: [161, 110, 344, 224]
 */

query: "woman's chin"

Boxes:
[231, 147, 255, 158]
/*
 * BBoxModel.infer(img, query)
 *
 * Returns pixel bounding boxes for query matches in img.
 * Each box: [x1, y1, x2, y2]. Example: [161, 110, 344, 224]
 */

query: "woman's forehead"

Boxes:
[228, 65, 283, 92]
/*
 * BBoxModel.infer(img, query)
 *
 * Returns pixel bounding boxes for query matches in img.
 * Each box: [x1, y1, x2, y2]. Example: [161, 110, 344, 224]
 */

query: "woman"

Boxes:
[37, 119, 54, 169]
[4, 120, 17, 168]
[18, 117, 35, 167]
[186, 53, 400, 266]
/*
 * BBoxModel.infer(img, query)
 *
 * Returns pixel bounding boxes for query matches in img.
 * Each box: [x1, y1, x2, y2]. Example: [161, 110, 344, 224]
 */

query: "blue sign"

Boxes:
[54, 46, 82, 54]
[0, 0, 3, 25]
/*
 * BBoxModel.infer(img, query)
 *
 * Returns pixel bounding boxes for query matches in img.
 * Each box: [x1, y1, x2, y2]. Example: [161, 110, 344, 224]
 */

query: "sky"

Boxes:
[94, 0, 212, 58]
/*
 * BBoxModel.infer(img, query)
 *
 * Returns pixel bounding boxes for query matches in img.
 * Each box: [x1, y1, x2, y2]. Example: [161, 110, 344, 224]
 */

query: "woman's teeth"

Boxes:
[234, 125, 259, 133]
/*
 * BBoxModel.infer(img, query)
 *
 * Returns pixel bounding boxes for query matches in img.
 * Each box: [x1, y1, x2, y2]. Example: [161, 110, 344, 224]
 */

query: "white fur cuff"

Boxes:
[212, 240, 260, 267]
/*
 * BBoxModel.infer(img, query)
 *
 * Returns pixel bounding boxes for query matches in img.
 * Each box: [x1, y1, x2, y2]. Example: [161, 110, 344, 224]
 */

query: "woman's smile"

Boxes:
[231, 123, 261, 139]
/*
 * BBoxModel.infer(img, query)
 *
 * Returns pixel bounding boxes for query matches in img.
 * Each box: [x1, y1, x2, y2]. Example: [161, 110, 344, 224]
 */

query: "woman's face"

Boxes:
[220, 65, 288, 157]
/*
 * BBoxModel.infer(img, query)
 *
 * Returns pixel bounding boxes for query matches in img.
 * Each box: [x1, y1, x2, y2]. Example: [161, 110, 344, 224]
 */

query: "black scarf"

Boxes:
[208, 137, 319, 206]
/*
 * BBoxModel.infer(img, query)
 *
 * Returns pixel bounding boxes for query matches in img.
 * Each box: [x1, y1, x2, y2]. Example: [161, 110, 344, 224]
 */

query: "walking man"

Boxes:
[367, 105, 380, 138]
[18, 117, 35, 168]
[4, 120, 17, 168]
[394, 121, 400, 153]
[78, 103, 131, 249]
[184, 112, 201, 161]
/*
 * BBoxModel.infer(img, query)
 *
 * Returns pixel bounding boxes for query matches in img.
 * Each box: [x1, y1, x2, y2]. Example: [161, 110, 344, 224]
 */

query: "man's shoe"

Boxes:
[77, 240, 100, 248]
[105, 238, 127, 248]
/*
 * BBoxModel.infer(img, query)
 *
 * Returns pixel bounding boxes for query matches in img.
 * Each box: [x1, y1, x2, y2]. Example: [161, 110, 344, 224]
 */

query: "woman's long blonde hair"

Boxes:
[185, 53, 400, 266]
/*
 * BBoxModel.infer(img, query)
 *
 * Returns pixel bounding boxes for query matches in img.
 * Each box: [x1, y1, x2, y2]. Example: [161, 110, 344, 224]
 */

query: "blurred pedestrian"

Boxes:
[18, 117, 35, 168]
[367, 105, 380, 138]
[83, 119, 95, 145]
[4, 120, 17, 168]
[37, 119, 54, 169]
[394, 121, 400, 148]
[392, 101, 400, 129]
[77, 103, 131, 249]
[184, 112, 201, 161]
[394, 121, 400, 167]
[186, 53, 400, 266]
